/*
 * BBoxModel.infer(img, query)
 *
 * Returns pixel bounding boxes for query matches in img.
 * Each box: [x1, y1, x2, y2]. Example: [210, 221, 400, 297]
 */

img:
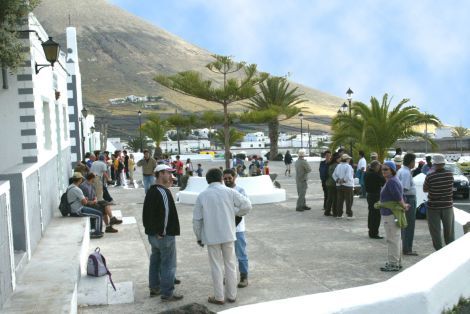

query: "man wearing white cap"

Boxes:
[332, 154, 355, 218]
[295, 149, 312, 211]
[423, 154, 455, 250]
[143, 164, 183, 301]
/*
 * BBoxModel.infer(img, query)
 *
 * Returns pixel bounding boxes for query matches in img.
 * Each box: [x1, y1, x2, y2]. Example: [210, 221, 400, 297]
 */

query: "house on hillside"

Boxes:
[0, 14, 84, 308]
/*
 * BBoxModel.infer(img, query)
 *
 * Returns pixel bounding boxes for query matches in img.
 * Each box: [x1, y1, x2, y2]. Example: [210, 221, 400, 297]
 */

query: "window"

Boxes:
[62, 106, 68, 140]
[43, 102, 52, 150]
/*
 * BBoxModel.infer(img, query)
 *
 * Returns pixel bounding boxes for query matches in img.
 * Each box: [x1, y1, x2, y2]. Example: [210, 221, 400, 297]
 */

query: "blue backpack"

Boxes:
[416, 202, 427, 219]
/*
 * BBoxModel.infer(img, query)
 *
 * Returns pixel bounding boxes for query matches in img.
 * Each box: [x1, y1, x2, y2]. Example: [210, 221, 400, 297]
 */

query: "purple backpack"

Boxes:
[87, 247, 116, 290]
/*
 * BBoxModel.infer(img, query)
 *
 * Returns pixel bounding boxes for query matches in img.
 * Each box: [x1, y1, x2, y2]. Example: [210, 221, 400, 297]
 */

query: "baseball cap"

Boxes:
[154, 164, 175, 172]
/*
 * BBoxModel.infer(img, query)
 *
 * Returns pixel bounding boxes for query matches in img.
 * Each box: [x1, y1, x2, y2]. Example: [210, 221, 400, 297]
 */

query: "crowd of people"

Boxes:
[314, 148, 455, 272]
[68, 146, 457, 304]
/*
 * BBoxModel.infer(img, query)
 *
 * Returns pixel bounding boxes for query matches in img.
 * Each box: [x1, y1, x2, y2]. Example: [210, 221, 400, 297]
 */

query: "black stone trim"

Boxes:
[19, 102, 34, 109]
[18, 32, 30, 39]
[22, 143, 37, 149]
[70, 130, 77, 137]
[23, 156, 38, 163]
[21, 129, 36, 136]
[20, 116, 35, 122]
[17, 74, 32, 81]
[18, 88, 33, 95]
[71, 146, 78, 153]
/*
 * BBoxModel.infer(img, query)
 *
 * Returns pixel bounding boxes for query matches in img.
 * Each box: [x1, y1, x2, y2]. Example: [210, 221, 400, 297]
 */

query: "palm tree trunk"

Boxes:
[269, 120, 279, 160]
[2, 66, 8, 89]
[223, 102, 230, 169]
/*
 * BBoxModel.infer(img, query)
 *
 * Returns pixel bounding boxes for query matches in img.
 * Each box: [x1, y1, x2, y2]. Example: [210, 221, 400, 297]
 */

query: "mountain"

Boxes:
[34, 0, 344, 135]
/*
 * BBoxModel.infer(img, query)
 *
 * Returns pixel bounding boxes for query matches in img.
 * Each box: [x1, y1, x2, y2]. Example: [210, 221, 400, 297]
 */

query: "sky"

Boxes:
[108, 0, 470, 128]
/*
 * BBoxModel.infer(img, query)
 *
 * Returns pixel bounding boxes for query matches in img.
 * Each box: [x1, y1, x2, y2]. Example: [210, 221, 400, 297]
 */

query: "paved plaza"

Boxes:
[79, 160, 436, 313]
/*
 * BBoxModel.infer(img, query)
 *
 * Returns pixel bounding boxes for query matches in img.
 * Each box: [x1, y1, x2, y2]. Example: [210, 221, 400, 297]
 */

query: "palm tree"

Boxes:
[126, 137, 152, 153]
[243, 77, 307, 160]
[452, 126, 469, 155]
[331, 93, 441, 162]
[213, 128, 244, 149]
[141, 114, 168, 158]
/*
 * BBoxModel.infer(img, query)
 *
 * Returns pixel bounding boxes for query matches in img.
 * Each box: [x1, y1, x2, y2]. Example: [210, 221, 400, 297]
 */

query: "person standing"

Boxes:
[319, 150, 331, 211]
[89, 154, 109, 202]
[123, 150, 130, 180]
[193, 168, 252, 305]
[332, 154, 355, 219]
[223, 169, 250, 288]
[143, 164, 183, 301]
[422, 155, 433, 175]
[196, 163, 204, 177]
[377, 161, 408, 272]
[128, 154, 135, 185]
[364, 161, 385, 238]
[423, 154, 455, 250]
[284, 150, 293, 176]
[174, 155, 184, 187]
[356, 150, 367, 198]
[397, 153, 418, 255]
[295, 149, 312, 212]
[137, 149, 157, 193]
[324, 152, 340, 217]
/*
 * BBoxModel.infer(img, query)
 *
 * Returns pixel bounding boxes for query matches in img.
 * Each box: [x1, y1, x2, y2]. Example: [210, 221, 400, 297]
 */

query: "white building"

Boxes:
[160, 139, 210, 153]
[0, 14, 82, 307]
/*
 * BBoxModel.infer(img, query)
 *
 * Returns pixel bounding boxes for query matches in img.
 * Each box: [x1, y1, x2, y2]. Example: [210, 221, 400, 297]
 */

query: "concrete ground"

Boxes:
[79, 160, 436, 313]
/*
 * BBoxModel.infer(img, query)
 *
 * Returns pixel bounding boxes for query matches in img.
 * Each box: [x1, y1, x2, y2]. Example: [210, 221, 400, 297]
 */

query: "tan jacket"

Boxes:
[137, 157, 157, 175]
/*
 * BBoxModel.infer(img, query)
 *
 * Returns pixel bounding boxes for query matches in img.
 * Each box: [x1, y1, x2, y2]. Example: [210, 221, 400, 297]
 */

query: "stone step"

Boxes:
[2, 217, 90, 313]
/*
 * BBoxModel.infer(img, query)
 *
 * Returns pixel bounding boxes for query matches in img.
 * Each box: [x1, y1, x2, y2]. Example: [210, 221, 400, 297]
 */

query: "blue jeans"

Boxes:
[80, 206, 103, 233]
[143, 175, 155, 194]
[235, 232, 248, 275]
[148, 235, 176, 297]
[402, 194, 417, 253]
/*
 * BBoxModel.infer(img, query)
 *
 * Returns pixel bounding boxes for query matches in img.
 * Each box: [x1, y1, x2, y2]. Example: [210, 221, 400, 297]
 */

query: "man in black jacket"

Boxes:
[143, 164, 183, 302]
[319, 150, 331, 211]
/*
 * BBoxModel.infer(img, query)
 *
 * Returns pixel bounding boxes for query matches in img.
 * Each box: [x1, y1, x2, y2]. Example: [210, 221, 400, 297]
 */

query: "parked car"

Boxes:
[445, 163, 470, 199]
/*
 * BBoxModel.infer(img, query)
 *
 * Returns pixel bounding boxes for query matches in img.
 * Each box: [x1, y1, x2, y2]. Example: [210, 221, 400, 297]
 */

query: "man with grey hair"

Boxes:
[295, 149, 312, 211]
[193, 168, 252, 305]
[423, 154, 455, 250]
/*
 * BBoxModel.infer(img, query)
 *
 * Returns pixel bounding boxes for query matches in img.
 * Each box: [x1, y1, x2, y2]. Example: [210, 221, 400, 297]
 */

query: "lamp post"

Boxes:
[299, 112, 304, 149]
[346, 88, 354, 157]
[80, 106, 88, 160]
[89, 126, 95, 152]
[35, 37, 60, 74]
[138, 110, 142, 152]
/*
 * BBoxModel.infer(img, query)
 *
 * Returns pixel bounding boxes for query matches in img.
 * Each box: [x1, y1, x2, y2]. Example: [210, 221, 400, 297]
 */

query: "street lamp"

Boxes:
[299, 112, 304, 149]
[90, 126, 95, 151]
[346, 88, 354, 157]
[138, 110, 142, 152]
[35, 37, 60, 74]
[80, 106, 88, 160]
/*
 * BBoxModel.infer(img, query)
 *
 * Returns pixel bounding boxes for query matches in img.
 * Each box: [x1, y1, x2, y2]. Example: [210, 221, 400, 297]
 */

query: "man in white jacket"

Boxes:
[332, 154, 355, 218]
[193, 168, 252, 305]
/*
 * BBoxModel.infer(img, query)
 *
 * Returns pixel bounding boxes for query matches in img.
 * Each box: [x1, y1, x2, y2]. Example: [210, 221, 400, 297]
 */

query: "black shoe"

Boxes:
[161, 293, 183, 302]
[303, 206, 311, 210]
[370, 235, 384, 239]
[174, 278, 181, 284]
[110, 216, 123, 225]
[90, 232, 104, 239]
[105, 226, 118, 233]
[324, 212, 332, 216]
[149, 288, 160, 297]
[238, 277, 248, 288]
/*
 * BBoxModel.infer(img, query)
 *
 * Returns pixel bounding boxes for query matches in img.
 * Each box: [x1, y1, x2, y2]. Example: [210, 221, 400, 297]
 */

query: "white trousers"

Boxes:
[207, 241, 237, 301]
[383, 214, 402, 266]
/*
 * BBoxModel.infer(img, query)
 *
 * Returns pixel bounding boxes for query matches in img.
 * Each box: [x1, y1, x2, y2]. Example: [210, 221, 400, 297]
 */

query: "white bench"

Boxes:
[177, 175, 286, 205]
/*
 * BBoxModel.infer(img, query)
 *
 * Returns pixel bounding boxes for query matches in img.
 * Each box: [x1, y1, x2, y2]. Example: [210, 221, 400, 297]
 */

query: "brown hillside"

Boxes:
[34, 0, 343, 135]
